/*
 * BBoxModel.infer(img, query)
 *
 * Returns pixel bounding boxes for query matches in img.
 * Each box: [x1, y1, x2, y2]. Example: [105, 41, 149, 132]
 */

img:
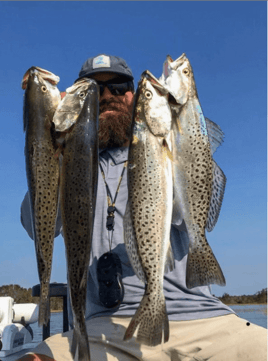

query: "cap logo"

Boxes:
[93, 55, 111, 69]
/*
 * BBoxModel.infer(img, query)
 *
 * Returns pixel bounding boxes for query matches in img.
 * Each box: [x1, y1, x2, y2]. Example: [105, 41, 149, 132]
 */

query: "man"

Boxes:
[20, 54, 266, 361]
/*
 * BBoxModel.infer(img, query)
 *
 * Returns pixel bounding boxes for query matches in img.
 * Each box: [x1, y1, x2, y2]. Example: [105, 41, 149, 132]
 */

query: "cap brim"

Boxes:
[75, 68, 134, 83]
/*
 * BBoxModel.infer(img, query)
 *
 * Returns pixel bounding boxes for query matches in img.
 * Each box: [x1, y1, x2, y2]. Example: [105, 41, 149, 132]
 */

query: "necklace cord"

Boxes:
[99, 159, 128, 251]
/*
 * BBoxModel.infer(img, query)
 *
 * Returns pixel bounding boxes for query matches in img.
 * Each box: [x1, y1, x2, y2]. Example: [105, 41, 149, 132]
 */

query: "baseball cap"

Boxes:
[75, 54, 134, 83]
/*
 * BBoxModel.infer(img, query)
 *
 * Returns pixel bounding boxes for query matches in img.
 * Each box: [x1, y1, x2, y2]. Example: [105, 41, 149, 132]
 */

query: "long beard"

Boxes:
[98, 98, 132, 149]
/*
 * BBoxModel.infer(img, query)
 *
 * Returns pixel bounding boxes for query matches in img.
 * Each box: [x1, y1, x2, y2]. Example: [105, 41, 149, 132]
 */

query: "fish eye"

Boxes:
[41, 85, 47, 92]
[79, 91, 86, 98]
[183, 68, 190, 76]
[144, 90, 152, 99]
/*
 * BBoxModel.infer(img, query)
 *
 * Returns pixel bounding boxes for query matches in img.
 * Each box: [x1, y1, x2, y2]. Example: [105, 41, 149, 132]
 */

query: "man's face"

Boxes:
[91, 72, 135, 149]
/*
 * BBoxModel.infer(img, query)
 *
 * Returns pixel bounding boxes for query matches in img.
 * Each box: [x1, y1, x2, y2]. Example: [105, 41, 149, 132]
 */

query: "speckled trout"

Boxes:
[160, 54, 226, 289]
[59, 78, 99, 361]
[123, 71, 174, 346]
[22, 66, 61, 326]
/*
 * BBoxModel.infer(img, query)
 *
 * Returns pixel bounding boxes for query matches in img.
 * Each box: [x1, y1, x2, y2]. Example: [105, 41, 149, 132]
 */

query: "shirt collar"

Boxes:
[99, 146, 129, 164]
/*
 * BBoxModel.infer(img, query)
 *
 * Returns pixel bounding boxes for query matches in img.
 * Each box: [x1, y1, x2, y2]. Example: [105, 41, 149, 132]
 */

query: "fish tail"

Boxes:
[71, 323, 90, 361]
[124, 291, 169, 346]
[186, 240, 226, 289]
[38, 295, 50, 327]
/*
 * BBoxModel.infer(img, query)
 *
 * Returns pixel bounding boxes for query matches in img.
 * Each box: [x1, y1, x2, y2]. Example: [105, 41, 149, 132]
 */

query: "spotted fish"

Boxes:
[123, 71, 174, 346]
[59, 78, 99, 361]
[22, 66, 61, 326]
[160, 54, 226, 288]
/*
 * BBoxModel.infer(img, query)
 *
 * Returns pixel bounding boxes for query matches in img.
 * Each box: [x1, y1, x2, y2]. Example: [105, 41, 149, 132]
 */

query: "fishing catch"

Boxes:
[123, 71, 174, 346]
[54, 78, 99, 361]
[159, 53, 226, 289]
[22, 66, 61, 326]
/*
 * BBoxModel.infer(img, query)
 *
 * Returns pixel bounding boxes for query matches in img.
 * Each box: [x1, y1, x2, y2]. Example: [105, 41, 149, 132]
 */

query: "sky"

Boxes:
[0, 1, 266, 298]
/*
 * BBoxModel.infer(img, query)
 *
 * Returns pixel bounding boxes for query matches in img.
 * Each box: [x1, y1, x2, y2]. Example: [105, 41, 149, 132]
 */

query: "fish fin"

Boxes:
[54, 143, 64, 159]
[162, 138, 173, 161]
[206, 160, 227, 232]
[123, 202, 146, 283]
[186, 239, 226, 288]
[124, 291, 169, 346]
[71, 325, 90, 361]
[164, 243, 175, 274]
[38, 294, 50, 327]
[70, 327, 78, 359]
[205, 117, 225, 155]
[172, 182, 183, 226]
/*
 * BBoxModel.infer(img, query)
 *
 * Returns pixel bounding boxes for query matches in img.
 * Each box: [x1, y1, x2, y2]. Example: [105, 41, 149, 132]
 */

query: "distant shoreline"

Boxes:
[225, 303, 267, 306]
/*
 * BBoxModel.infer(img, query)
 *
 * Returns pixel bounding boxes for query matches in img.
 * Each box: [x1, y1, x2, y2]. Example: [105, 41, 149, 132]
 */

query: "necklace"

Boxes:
[97, 158, 128, 309]
[99, 159, 128, 250]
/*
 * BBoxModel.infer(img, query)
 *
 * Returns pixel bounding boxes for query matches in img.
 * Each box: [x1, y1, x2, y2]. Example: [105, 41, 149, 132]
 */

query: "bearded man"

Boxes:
[20, 55, 267, 361]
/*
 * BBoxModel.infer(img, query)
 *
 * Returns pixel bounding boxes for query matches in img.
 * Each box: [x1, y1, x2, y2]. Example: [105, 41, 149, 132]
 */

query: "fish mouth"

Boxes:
[142, 70, 169, 96]
[167, 53, 187, 71]
[141, 70, 179, 105]
[21, 66, 60, 90]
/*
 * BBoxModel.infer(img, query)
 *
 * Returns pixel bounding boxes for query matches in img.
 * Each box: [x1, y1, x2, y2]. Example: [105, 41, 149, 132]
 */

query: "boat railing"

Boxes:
[32, 283, 68, 340]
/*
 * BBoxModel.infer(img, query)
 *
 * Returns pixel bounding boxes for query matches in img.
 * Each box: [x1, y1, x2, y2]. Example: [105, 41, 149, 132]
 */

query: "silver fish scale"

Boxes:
[33, 140, 59, 270]
[184, 118, 213, 226]
[124, 76, 172, 346]
[23, 68, 61, 327]
[178, 103, 224, 287]
[169, 57, 226, 288]
[127, 130, 170, 345]
[129, 136, 165, 289]
[31, 138, 60, 324]
[60, 81, 99, 361]
[206, 160, 226, 232]
[182, 117, 216, 275]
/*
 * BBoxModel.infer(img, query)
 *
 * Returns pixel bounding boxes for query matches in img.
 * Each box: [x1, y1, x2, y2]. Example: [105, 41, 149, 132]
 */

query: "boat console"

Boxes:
[0, 297, 38, 357]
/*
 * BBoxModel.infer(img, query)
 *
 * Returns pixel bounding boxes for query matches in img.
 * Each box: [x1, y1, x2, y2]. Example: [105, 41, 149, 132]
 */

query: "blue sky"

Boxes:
[0, 1, 266, 297]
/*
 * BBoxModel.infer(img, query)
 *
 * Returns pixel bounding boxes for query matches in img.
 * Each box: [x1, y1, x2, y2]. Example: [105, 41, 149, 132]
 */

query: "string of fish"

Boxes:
[99, 160, 128, 250]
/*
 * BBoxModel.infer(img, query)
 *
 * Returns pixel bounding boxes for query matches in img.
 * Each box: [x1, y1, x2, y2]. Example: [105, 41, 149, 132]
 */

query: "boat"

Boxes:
[0, 296, 38, 359]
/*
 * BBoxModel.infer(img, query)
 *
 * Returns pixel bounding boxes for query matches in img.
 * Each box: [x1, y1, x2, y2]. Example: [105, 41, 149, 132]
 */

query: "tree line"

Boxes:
[0, 284, 63, 311]
[217, 288, 267, 305]
[0, 284, 266, 311]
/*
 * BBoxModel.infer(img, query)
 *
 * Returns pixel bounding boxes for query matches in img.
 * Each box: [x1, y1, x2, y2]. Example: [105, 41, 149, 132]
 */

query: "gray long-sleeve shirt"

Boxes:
[21, 146, 234, 325]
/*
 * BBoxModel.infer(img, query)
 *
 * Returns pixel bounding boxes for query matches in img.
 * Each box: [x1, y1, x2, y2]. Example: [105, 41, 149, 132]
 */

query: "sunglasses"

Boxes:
[97, 79, 134, 96]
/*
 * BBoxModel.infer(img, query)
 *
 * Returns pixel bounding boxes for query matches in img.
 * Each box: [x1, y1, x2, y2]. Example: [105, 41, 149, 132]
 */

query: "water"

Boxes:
[30, 312, 64, 348]
[228, 304, 267, 329]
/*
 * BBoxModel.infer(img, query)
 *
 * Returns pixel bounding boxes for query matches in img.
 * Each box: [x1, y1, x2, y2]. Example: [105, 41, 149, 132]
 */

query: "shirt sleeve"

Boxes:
[20, 191, 62, 240]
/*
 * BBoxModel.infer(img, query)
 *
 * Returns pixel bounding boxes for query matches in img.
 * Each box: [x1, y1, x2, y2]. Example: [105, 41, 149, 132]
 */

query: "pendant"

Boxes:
[97, 252, 124, 308]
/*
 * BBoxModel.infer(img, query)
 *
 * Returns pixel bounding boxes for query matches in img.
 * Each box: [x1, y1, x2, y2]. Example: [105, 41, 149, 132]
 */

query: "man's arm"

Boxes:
[20, 191, 62, 240]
